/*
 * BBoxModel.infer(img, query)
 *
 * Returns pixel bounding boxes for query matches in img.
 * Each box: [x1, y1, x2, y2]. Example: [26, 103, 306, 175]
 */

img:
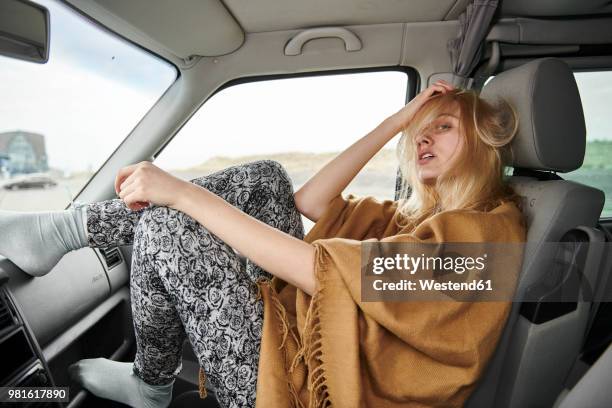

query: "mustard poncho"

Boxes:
[199, 193, 527, 407]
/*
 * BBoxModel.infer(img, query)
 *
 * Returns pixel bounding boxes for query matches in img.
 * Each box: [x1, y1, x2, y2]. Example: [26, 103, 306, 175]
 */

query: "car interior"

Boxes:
[0, 0, 611, 407]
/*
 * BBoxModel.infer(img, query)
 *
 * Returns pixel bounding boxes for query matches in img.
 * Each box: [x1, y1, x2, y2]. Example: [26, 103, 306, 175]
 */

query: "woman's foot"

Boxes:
[68, 358, 174, 408]
[0, 202, 88, 277]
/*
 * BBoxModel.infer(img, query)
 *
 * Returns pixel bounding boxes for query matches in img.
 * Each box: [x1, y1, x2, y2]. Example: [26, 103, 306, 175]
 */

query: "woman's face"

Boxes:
[414, 105, 464, 184]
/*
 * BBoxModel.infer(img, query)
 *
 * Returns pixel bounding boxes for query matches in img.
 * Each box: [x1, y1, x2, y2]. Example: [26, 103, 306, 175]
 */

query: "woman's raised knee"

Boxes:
[254, 160, 293, 189]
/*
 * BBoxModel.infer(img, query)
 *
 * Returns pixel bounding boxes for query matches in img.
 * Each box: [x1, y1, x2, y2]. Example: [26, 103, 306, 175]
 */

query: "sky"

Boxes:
[0, 0, 175, 174]
[0, 0, 610, 174]
[153, 72, 408, 170]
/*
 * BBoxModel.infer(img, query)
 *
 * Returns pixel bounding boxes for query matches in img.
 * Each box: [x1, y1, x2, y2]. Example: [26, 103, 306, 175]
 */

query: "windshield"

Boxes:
[0, 0, 177, 211]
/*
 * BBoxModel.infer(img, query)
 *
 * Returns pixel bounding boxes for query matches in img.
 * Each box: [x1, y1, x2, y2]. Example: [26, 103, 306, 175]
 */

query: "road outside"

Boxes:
[0, 174, 91, 211]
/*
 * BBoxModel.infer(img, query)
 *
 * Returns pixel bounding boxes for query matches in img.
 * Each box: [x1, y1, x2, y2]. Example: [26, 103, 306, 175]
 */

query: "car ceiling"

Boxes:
[63, 0, 612, 63]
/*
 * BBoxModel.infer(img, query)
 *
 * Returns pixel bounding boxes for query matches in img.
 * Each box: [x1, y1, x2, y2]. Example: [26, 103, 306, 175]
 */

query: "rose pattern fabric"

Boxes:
[85, 160, 305, 408]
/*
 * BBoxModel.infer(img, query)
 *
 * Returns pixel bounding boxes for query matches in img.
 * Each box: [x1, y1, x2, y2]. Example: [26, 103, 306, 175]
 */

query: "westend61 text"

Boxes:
[373, 279, 493, 291]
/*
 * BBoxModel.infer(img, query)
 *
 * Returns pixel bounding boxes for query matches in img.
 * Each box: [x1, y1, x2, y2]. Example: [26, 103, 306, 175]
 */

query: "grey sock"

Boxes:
[68, 358, 174, 408]
[0, 202, 89, 277]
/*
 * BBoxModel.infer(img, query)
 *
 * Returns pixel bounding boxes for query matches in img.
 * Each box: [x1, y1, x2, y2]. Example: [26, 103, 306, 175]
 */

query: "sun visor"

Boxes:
[65, 0, 244, 63]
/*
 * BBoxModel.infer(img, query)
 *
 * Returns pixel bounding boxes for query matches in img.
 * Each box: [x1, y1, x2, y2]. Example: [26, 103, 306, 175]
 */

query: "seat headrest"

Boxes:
[481, 58, 586, 172]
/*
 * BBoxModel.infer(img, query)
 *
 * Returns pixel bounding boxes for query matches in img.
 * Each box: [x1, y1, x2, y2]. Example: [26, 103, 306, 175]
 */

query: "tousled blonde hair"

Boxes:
[395, 88, 521, 231]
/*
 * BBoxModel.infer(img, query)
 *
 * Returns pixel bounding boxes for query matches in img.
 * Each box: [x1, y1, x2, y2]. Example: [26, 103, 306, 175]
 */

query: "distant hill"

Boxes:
[178, 149, 399, 174]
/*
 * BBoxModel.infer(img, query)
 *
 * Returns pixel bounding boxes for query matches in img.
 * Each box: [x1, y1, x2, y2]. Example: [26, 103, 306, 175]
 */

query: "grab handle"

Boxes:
[284, 27, 362, 56]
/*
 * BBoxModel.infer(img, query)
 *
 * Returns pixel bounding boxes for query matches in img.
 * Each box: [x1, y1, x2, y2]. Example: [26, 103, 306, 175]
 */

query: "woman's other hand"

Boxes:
[390, 79, 455, 130]
[115, 161, 190, 211]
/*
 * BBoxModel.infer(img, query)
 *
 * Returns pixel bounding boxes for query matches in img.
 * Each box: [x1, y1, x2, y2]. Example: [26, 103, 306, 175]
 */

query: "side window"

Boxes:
[154, 71, 410, 231]
[565, 71, 612, 218]
[0, 0, 176, 211]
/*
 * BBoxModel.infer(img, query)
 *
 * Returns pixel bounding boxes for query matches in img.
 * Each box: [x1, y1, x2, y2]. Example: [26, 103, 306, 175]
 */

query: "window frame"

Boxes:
[151, 65, 419, 199]
[153, 65, 418, 159]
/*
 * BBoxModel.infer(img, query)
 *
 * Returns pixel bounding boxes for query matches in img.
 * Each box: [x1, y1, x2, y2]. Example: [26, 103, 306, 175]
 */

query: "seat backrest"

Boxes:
[465, 58, 606, 407]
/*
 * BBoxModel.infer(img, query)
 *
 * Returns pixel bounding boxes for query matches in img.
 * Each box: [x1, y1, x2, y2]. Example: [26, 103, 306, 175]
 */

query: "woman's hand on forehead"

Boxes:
[390, 80, 455, 130]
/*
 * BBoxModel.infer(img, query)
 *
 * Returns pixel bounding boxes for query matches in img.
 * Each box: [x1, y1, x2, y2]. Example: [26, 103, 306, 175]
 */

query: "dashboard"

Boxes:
[0, 246, 133, 407]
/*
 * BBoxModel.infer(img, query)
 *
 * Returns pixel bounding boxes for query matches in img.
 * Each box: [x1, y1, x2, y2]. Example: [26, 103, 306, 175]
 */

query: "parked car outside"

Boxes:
[2, 175, 57, 190]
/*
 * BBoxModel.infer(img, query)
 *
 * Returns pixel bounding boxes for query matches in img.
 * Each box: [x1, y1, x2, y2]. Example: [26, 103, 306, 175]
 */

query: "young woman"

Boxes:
[0, 79, 526, 408]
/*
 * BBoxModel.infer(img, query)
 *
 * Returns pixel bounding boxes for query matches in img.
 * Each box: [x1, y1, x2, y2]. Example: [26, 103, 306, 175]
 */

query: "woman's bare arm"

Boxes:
[293, 116, 403, 222]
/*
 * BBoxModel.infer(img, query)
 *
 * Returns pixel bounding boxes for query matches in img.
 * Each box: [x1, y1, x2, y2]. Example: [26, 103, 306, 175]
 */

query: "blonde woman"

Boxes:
[0, 79, 526, 408]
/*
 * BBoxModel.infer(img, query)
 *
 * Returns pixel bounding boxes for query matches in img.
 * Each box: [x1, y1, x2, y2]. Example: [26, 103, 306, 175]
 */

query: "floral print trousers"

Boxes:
[84, 160, 305, 408]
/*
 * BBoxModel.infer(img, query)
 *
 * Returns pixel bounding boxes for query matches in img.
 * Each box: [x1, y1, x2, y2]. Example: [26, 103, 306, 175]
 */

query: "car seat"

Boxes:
[466, 58, 607, 407]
